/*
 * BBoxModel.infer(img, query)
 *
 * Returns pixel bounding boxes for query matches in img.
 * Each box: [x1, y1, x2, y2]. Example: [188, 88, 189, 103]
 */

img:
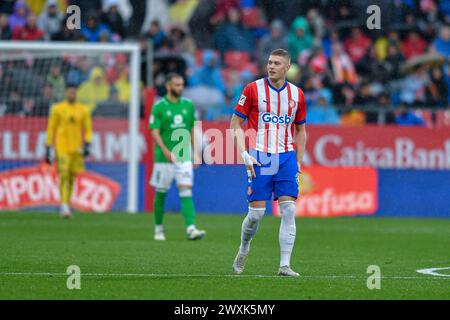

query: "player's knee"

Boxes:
[279, 201, 296, 223]
[178, 187, 192, 198]
[248, 206, 265, 222]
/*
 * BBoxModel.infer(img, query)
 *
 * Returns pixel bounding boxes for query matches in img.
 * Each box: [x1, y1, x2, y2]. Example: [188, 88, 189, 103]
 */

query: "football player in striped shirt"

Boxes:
[230, 49, 307, 276]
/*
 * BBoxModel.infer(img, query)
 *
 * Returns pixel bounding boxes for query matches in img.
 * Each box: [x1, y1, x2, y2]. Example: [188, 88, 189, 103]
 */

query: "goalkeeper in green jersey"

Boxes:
[149, 73, 206, 241]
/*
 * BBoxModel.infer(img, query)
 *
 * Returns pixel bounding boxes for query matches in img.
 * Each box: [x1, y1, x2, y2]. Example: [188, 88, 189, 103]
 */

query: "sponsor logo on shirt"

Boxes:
[261, 113, 293, 125]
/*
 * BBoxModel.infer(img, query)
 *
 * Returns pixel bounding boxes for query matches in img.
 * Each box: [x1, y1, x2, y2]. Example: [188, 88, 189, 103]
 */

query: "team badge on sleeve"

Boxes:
[238, 94, 247, 106]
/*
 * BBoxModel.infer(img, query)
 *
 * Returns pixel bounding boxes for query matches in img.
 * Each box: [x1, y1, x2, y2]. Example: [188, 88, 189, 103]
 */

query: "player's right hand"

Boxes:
[163, 149, 177, 163]
[45, 146, 52, 165]
[241, 151, 260, 179]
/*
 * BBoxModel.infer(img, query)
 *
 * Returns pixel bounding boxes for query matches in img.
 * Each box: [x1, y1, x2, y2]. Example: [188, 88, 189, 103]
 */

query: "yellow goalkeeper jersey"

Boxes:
[46, 100, 92, 154]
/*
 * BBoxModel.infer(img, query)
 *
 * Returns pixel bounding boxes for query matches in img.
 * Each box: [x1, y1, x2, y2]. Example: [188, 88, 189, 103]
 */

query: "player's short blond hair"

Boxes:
[269, 49, 291, 63]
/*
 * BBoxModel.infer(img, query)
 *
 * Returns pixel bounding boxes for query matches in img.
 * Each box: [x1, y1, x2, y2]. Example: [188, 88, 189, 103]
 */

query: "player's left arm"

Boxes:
[83, 107, 93, 157]
[294, 123, 307, 173]
[294, 90, 307, 173]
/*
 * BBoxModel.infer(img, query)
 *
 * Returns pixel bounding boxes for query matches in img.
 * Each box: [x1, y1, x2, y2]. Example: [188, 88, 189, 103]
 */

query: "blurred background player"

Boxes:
[230, 49, 307, 276]
[45, 84, 92, 218]
[149, 73, 206, 241]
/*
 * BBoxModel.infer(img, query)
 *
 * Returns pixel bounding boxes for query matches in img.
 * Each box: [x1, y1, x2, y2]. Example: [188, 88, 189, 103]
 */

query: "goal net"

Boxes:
[0, 41, 141, 213]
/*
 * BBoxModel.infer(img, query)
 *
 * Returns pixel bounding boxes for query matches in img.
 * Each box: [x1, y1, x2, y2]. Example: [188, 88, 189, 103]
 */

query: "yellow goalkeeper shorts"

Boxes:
[57, 152, 85, 174]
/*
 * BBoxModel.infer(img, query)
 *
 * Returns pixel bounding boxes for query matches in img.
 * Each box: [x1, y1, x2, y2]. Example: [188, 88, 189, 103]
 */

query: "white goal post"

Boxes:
[0, 41, 141, 213]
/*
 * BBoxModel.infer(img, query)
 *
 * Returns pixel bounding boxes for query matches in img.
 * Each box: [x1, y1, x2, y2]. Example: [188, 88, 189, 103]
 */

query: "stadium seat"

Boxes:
[224, 51, 250, 70]
[241, 62, 258, 74]
[435, 110, 450, 128]
[413, 109, 433, 128]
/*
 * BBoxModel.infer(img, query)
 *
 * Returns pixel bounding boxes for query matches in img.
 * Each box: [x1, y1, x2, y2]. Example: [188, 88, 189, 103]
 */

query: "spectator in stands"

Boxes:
[93, 85, 128, 118]
[98, 29, 112, 42]
[145, 20, 166, 51]
[31, 82, 56, 116]
[400, 66, 429, 106]
[189, 49, 226, 93]
[0, 13, 12, 40]
[329, 42, 357, 85]
[383, 43, 405, 80]
[214, 7, 255, 55]
[344, 28, 372, 69]
[77, 66, 109, 111]
[3, 86, 23, 115]
[26, 0, 64, 16]
[402, 30, 427, 60]
[288, 16, 313, 63]
[80, 11, 112, 42]
[307, 8, 325, 48]
[188, 0, 216, 48]
[101, 0, 125, 40]
[353, 81, 378, 106]
[115, 68, 131, 103]
[8, 0, 29, 30]
[307, 94, 340, 125]
[67, 57, 92, 86]
[417, 0, 445, 40]
[38, 0, 63, 41]
[169, 0, 199, 25]
[432, 24, 450, 57]
[322, 30, 339, 58]
[51, 18, 81, 41]
[47, 63, 65, 101]
[185, 50, 226, 117]
[12, 13, 44, 40]
[426, 66, 448, 108]
[169, 24, 196, 67]
[359, 46, 390, 83]
[395, 106, 426, 126]
[210, 0, 239, 26]
[257, 19, 288, 64]
[141, 0, 169, 34]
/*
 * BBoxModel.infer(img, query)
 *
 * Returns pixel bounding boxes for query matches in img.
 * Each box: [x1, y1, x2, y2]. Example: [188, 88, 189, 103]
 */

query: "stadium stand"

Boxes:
[0, 0, 448, 125]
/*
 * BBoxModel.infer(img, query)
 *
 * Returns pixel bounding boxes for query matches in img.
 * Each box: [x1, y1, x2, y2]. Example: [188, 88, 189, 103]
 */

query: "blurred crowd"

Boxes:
[0, 0, 449, 126]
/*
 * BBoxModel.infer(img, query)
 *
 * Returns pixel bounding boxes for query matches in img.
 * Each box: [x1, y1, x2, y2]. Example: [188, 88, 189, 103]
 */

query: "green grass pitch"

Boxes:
[0, 212, 449, 299]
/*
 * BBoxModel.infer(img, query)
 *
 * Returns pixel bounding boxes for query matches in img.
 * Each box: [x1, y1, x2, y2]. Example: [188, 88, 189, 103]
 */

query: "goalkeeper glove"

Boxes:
[83, 143, 91, 158]
[45, 146, 52, 165]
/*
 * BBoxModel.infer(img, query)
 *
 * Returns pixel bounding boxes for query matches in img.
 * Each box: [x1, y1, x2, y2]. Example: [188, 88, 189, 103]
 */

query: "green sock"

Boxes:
[180, 196, 196, 227]
[154, 191, 167, 225]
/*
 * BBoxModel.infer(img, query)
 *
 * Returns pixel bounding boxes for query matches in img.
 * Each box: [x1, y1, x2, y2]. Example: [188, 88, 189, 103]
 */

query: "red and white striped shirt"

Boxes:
[234, 78, 306, 154]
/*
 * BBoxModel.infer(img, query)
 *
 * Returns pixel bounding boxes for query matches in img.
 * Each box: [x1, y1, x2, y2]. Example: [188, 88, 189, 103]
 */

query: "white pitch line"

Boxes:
[0, 272, 450, 280]
[416, 267, 450, 278]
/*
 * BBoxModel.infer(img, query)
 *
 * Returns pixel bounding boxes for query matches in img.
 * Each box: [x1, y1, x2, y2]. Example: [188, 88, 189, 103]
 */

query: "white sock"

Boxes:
[155, 224, 164, 233]
[61, 203, 70, 212]
[239, 207, 265, 255]
[279, 201, 296, 267]
[187, 224, 196, 234]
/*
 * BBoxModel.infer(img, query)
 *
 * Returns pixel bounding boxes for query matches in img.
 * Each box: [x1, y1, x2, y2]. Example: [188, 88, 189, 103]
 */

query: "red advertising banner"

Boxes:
[0, 165, 121, 212]
[200, 122, 450, 170]
[273, 166, 378, 217]
[1, 117, 449, 170]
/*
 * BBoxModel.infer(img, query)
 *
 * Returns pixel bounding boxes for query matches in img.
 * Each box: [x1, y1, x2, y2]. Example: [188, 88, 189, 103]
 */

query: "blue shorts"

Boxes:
[246, 150, 299, 202]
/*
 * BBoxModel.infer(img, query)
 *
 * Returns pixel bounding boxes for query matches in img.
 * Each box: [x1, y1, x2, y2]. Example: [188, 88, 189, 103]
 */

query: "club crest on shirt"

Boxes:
[289, 99, 296, 108]
[238, 94, 247, 106]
